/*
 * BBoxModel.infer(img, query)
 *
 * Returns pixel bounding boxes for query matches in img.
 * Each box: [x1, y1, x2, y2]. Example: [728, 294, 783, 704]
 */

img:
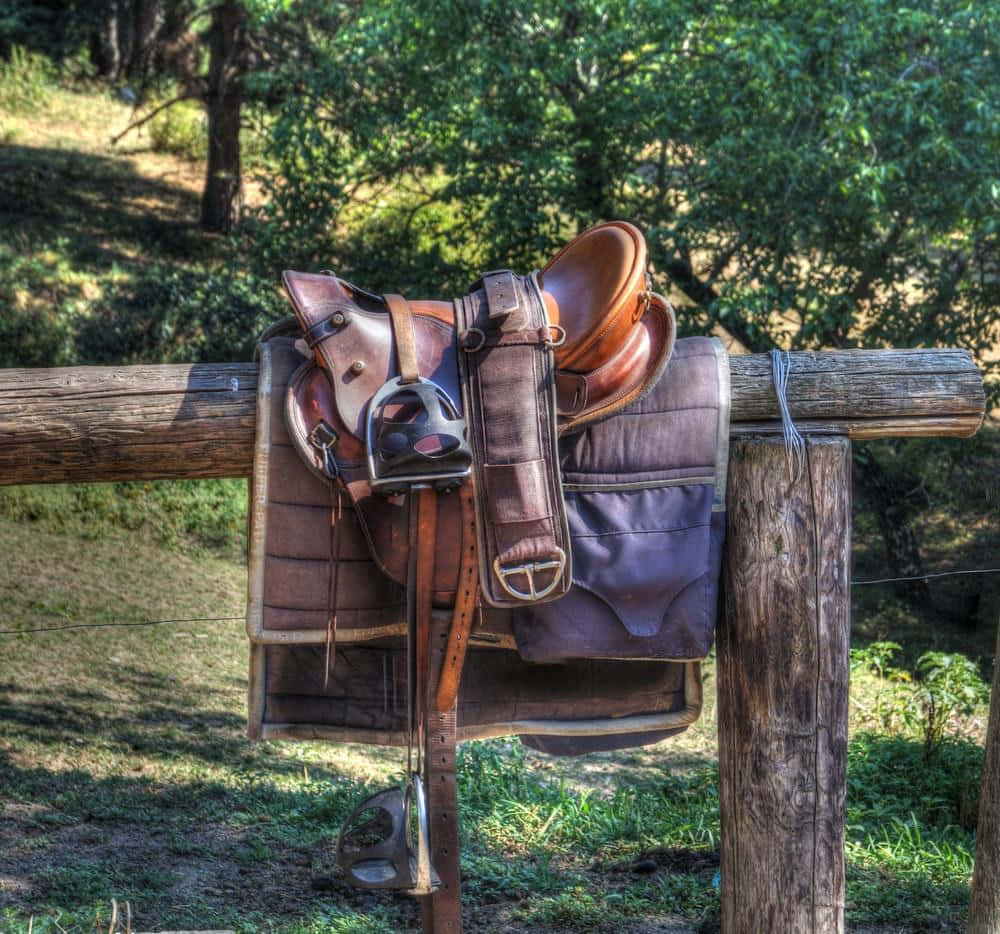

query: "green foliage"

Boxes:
[851, 639, 912, 732]
[851, 639, 990, 761]
[0, 246, 79, 368]
[0, 44, 55, 111]
[148, 98, 208, 162]
[76, 264, 284, 365]
[258, 0, 1000, 403]
[846, 731, 981, 922]
[909, 651, 990, 761]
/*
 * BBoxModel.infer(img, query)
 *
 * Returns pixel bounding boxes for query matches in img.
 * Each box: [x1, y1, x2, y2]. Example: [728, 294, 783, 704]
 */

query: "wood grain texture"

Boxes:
[0, 347, 984, 485]
[0, 363, 257, 484]
[729, 348, 984, 426]
[718, 436, 851, 934]
[969, 621, 1000, 934]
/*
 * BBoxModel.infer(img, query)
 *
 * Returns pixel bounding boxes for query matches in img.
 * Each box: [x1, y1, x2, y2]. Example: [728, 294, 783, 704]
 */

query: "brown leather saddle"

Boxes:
[277, 221, 676, 911]
[283, 223, 674, 591]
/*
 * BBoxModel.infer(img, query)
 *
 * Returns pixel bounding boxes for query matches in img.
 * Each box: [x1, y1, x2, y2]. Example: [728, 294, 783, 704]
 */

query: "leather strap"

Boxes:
[422, 612, 462, 933]
[454, 271, 571, 608]
[385, 293, 421, 385]
[435, 483, 479, 712]
[414, 485, 437, 712]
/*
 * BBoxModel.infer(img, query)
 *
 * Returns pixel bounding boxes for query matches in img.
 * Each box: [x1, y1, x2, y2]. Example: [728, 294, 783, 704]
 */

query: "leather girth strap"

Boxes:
[436, 483, 478, 712]
[454, 271, 571, 608]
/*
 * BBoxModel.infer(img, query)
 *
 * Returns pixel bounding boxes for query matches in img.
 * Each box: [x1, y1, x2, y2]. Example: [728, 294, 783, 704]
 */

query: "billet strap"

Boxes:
[413, 485, 437, 718]
[435, 483, 479, 712]
[454, 270, 571, 608]
[384, 293, 420, 385]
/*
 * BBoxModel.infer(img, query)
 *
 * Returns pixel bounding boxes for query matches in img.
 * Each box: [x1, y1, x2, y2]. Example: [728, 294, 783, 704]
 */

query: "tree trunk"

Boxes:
[90, 1, 122, 80]
[200, 0, 247, 233]
[125, 0, 164, 89]
[969, 622, 1000, 933]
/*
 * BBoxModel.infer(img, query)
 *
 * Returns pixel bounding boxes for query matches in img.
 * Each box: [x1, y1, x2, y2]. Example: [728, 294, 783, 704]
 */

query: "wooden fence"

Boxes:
[0, 347, 994, 933]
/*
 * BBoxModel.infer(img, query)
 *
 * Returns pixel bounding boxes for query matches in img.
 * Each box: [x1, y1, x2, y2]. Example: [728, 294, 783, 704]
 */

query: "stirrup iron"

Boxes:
[335, 771, 440, 895]
[365, 376, 472, 495]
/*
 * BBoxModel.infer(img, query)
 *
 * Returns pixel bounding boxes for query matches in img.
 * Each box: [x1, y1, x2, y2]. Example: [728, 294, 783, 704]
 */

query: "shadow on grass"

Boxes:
[0, 142, 284, 368]
[0, 143, 203, 267]
[0, 666, 724, 932]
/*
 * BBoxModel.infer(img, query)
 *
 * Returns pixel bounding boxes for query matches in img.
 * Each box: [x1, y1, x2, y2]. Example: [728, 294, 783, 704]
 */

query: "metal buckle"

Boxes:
[307, 419, 340, 479]
[335, 772, 440, 895]
[365, 376, 472, 494]
[493, 548, 567, 601]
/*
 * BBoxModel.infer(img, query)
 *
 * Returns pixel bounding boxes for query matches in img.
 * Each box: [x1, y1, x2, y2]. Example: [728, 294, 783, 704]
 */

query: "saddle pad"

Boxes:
[247, 338, 406, 645]
[511, 336, 730, 662]
[248, 634, 702, 750]
[246, 335, 717, 752]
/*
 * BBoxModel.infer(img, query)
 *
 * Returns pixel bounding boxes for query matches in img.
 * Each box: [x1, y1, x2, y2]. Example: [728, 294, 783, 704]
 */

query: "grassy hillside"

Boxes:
[1, 76, 996, 932]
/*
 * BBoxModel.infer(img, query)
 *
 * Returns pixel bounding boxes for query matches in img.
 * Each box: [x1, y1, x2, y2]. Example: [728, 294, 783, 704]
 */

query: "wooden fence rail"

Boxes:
[0, 346, 990, 934]
[0, 348, 984, 486]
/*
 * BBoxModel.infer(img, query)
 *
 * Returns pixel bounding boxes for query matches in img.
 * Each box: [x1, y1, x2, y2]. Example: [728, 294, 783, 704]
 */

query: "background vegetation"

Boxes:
[0, 1, 998, 930]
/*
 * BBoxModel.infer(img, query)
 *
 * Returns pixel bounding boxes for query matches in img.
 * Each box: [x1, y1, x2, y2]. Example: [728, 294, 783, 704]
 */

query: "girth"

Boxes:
[454, 270, 570, 606]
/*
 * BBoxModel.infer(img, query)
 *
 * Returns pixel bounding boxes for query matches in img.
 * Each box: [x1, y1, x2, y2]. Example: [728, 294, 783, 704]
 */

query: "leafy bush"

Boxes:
[0, 44, 54, 112]
[147, 98, 207, 162]
[851, 640, 989, 761]
[76, 264, 285, 365]
[909, 652, 990, 762]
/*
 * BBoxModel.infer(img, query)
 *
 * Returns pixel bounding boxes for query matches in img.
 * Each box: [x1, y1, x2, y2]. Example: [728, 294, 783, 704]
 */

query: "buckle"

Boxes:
[307, 419, 340, 479]
[493, 548, 567, 601]
[365, 376, 472, 495]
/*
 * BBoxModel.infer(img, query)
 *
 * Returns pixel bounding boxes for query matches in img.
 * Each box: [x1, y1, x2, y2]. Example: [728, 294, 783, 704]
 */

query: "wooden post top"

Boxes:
[0, 348, 986, 486]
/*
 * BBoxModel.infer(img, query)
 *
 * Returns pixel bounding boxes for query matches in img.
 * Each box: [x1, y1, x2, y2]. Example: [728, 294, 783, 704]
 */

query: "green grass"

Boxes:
[0, 478, 249, 558]
[0, 525, 986, 932]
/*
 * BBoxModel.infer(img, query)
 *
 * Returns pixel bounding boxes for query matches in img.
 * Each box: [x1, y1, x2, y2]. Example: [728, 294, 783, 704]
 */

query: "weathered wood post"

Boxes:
[718, 436, 851, 933]
[969, 620, 1000, 933]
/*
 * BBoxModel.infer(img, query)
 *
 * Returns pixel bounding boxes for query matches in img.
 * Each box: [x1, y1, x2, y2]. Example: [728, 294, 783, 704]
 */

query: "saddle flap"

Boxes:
[282, 271, 462, 444]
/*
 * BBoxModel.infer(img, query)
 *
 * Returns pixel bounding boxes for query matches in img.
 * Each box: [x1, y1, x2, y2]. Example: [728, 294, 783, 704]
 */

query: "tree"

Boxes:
[199, 0, 249, 232]
[256, 0, 999, 599]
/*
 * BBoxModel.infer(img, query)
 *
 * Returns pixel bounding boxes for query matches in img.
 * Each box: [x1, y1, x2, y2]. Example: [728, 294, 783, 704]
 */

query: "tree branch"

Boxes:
[664, 254, 767, 352]
[110, 94, 199, 145]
